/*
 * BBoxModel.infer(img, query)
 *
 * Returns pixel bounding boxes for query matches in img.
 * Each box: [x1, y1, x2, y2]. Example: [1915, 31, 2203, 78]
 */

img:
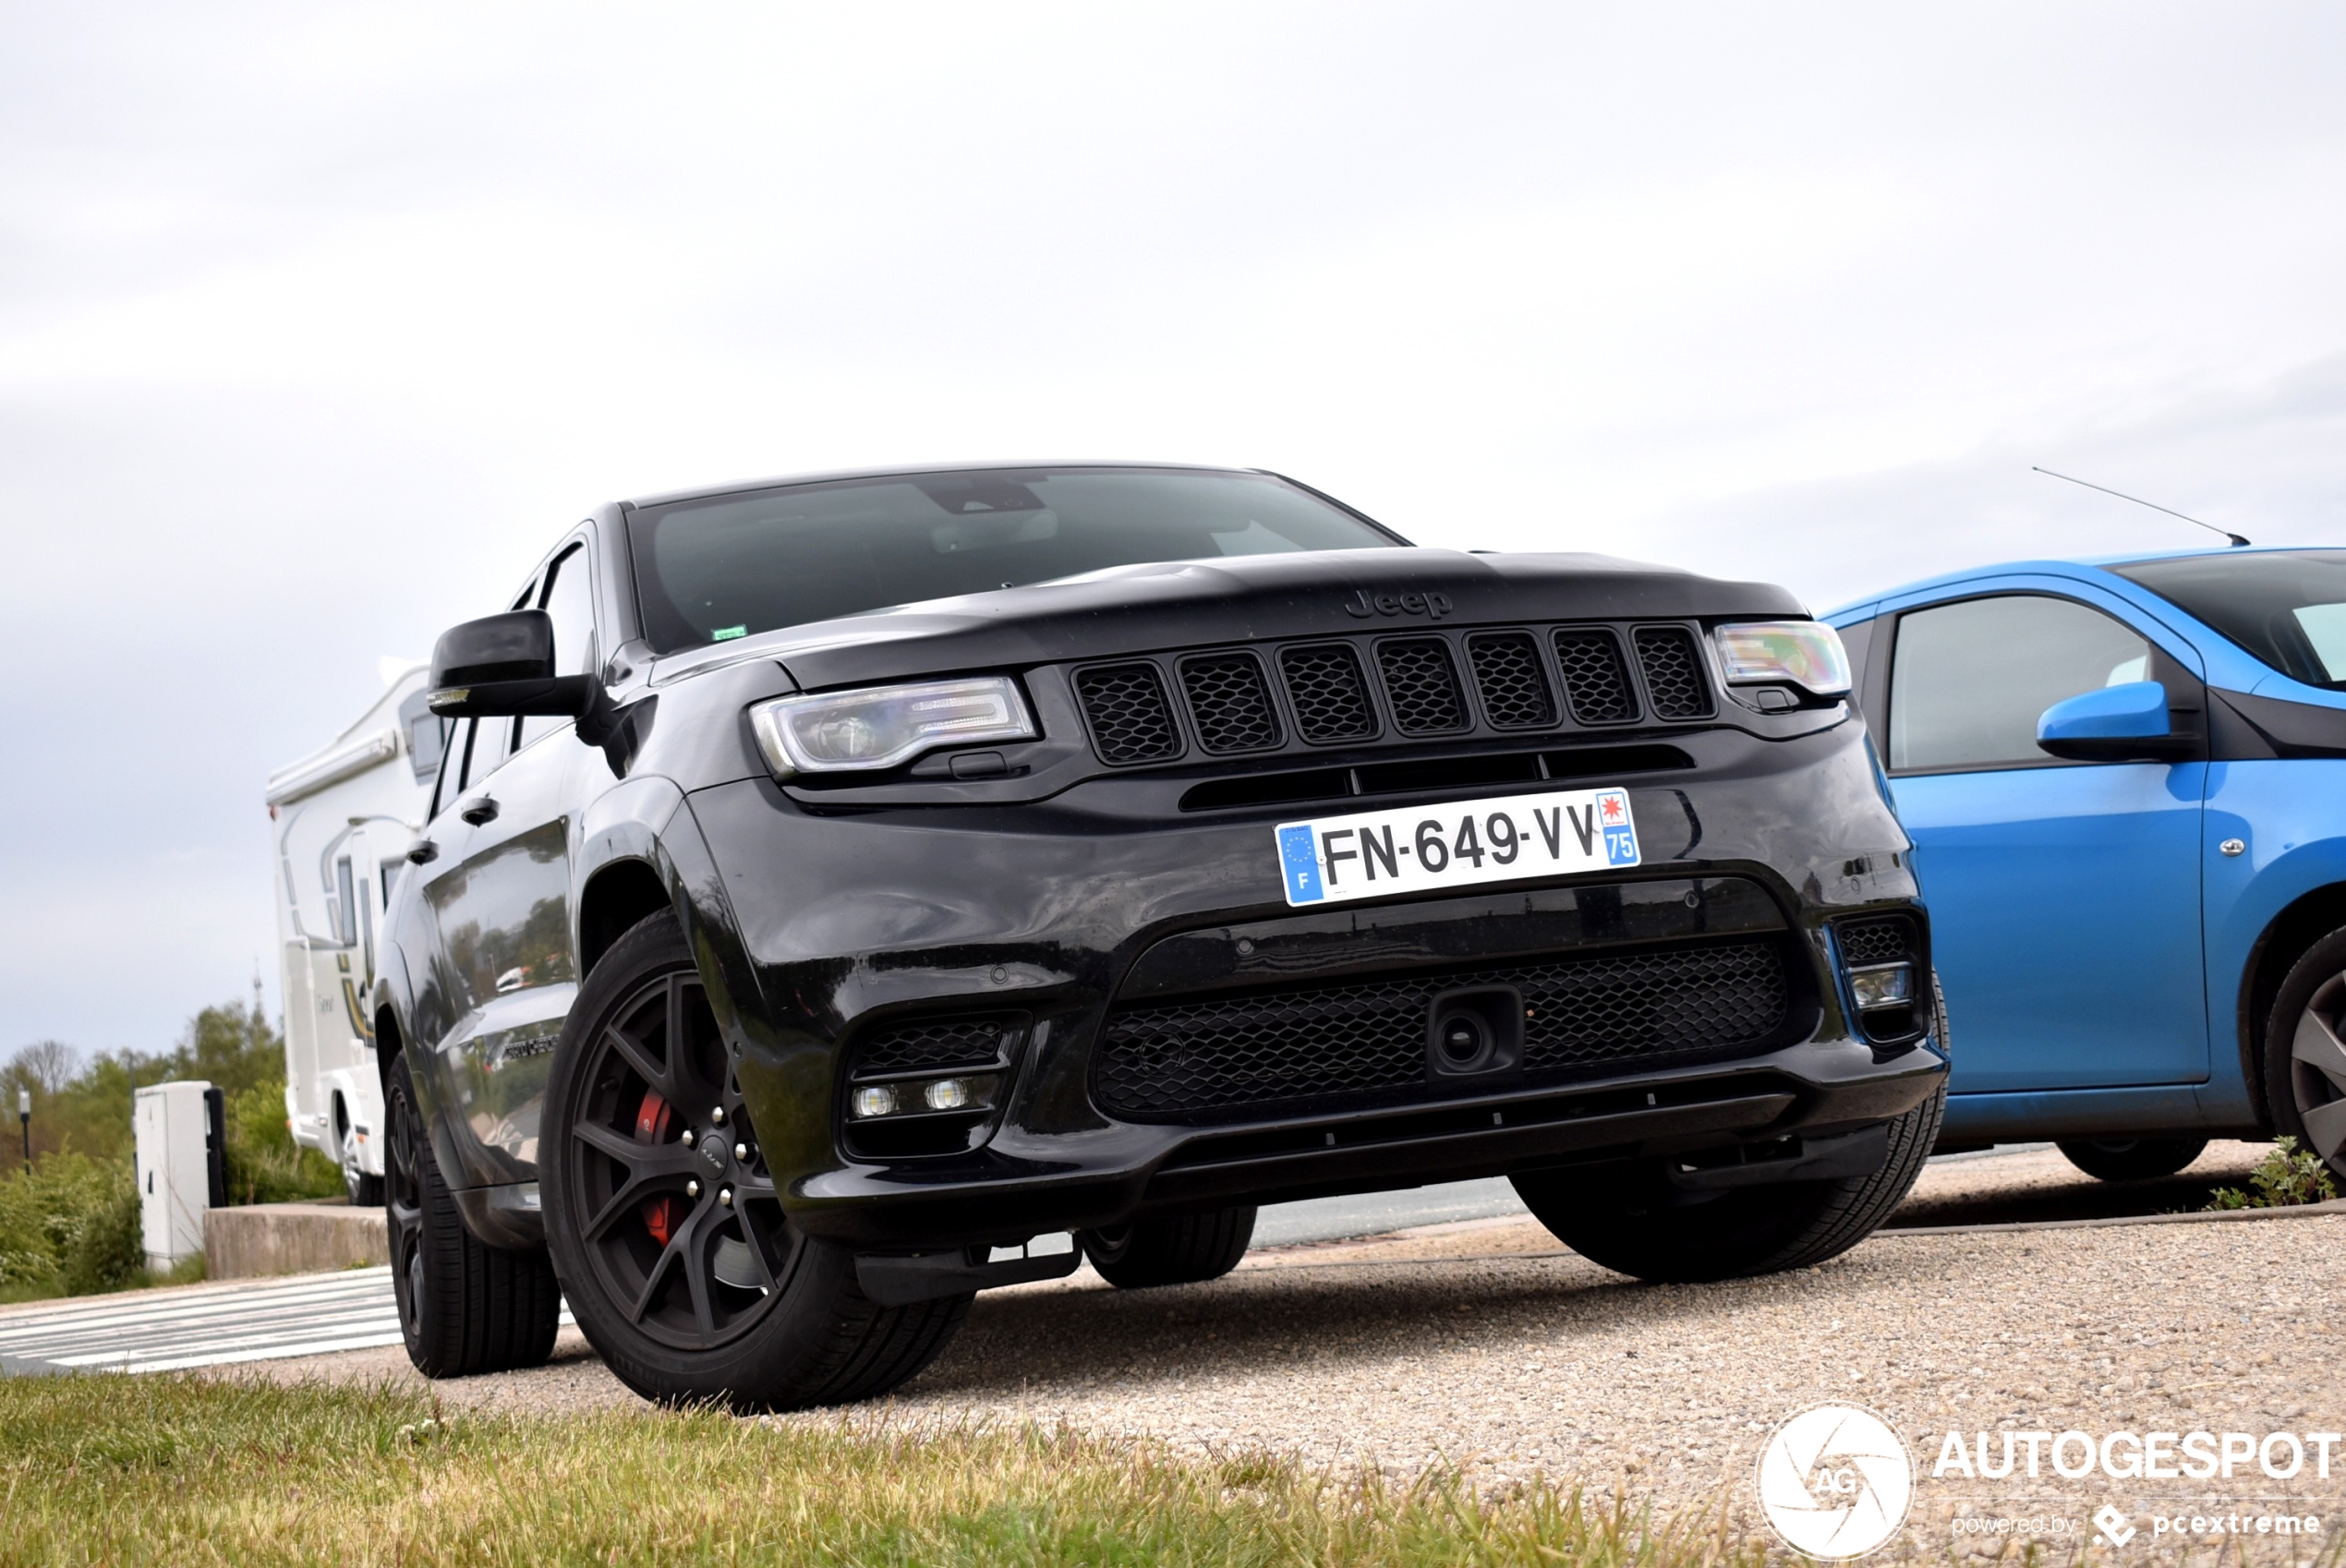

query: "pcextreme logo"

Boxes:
[1758, 1403, 1915, 1560]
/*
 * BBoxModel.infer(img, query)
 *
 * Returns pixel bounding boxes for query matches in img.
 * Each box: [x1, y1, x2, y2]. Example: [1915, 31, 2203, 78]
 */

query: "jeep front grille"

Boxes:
[1375, 637, 1470, 735]
[1277, 644, 1379, 743]
[1093, 939, 1791, 1122]
[1178, 653, 1281, 754]
[1552, 629, 1639, 724]
[1466, 632, 1558, 730]
[1632, 627, 1713, 720]
[1073, 619, 1725, 770]
[1074, 662, 1183, 764]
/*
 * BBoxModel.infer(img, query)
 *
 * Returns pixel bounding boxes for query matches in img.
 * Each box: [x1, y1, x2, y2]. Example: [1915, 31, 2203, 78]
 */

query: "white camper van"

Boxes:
[265, 660, 450, 1204]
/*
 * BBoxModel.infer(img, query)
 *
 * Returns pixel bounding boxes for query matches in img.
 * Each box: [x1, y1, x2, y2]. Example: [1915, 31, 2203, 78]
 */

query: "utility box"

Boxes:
[134, 1081, 225, 1270]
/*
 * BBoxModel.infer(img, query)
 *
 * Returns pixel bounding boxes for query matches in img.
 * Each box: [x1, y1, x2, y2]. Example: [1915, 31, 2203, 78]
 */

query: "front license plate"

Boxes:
[1275, 788, 1640, 907]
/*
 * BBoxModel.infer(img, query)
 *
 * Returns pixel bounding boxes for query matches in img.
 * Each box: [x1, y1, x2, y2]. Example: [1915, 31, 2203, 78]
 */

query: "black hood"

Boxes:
[650, 548, 1808, 693]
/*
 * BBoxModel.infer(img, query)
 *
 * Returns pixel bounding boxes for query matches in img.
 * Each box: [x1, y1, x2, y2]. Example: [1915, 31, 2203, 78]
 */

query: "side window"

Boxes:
[466, 578, 540, 783]
[1889, 596, 2152, 772]
[519, 545, 596, 751]
[442, 718, 479, 804]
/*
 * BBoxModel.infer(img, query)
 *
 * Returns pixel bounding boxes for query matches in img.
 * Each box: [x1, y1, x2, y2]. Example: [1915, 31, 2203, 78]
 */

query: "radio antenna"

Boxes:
[2032, 466, 2250, 548]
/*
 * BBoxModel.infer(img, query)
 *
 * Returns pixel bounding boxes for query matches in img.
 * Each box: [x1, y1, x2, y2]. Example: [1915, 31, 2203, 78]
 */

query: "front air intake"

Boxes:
[1278, 644, 1379, 744]
[1179, 652, 1283, 754]
[1633, 627, 1714, 720]
[1073, 663, 1184, 765]
[1094, 940, 1792, 1122]
[1466, 632, 1559, 730]
[1375, 638, 1470, 735]
[1552, 629, 1639, 724]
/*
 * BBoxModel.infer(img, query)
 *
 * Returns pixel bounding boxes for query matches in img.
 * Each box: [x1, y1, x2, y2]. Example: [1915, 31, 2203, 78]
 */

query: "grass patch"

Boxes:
[0, 1373, 1772, 1568]
[2207, 1136, 2340, 1211]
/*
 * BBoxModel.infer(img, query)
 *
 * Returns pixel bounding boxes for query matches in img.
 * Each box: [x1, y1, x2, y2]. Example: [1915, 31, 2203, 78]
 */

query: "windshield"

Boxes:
[625, 466, 1402, 653]
[2112, 550, 2346, 689]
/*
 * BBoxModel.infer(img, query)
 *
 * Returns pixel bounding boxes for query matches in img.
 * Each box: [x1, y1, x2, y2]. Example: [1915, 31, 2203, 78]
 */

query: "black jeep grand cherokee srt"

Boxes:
[378, 463, 1946, 1409]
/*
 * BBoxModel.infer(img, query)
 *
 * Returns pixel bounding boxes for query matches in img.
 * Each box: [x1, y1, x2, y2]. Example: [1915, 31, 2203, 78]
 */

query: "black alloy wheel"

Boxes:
[557, 963, 795, 1351]
[386, 1064, 426, 1341]
[542, 911, 970, 1411]
[2265, 931, 2346, 1182]
[385, 1050, 561, 1377]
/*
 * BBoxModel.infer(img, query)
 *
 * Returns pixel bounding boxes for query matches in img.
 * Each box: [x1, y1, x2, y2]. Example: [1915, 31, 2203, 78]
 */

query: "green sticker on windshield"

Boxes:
[711, 625, 747, 642]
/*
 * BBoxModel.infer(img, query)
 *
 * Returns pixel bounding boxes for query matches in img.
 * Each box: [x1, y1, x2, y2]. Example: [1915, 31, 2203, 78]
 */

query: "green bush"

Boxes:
[0, 997, 345, 1301]
[223, 1076, 344, 1206]
[0, 1153, 144, 1302]
[2207, 1136, 2340, 1210]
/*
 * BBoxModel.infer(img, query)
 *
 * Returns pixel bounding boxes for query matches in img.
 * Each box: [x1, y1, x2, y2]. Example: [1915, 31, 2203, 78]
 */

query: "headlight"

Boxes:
[1712, 621, 1852, 696]
[749, 676, 1036, 776]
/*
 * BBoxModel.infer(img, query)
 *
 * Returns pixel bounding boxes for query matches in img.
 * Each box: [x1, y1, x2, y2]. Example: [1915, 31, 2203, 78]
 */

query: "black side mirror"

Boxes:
[428, 610, 598, 719]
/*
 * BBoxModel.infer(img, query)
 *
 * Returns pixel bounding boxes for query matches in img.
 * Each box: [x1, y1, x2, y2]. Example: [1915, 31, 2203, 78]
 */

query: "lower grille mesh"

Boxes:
[1836, 916, 1914, 966]
[1094, 941, 1790, 1121]
[853, 1016, 1016, 1078]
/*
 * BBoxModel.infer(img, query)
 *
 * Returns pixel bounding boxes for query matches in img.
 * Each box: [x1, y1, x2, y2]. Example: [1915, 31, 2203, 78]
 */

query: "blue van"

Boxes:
[1827, 548, 2346, 1182]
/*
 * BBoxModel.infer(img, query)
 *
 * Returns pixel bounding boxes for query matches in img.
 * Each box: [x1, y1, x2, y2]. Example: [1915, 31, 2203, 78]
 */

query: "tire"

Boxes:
[1081, 1206, 1256, 1288]
[385, 1050, 561, 1377]
[1511, 971, 1951, 1284]
[2055, 1137, 2208, 1182]
[2262, 928, 2346, 1181]
[339, 1104, 384, 1208]
[541, 911, 969, 1412]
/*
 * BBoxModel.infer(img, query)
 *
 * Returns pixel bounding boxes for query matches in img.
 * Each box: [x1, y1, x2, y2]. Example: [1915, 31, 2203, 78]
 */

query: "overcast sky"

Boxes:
[6, 3, 2344, 1055]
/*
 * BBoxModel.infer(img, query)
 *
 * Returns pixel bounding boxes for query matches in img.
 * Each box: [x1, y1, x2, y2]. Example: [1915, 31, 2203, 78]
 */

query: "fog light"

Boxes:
[851, 1085, 898, 1119]
[1849, 962, 1913, 1010]
[924, 1078, 973, 1112]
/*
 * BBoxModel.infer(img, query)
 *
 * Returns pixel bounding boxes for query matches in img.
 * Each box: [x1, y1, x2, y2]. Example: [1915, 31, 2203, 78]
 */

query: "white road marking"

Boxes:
[0, 1265, 570, 1374]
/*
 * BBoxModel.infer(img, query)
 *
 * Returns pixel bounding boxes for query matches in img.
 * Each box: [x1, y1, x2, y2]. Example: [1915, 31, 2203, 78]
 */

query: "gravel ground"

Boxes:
[242, 1140, 2345, 1560]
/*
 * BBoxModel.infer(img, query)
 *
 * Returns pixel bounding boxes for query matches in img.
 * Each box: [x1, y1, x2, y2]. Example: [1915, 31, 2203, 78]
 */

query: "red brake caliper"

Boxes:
[635, 1091, 683, 1247]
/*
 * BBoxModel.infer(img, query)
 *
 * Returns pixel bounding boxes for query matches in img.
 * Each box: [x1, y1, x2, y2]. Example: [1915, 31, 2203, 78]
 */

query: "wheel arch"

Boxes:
[374, 1003, 405, 1098]
[577, 857, 674, 981]
[2238, 880, 2346, 1128]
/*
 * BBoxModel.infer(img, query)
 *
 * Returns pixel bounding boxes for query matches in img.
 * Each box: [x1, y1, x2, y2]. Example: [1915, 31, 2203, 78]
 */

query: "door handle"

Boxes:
[459, 795, 501, 826]
[405, 838, 438, 865]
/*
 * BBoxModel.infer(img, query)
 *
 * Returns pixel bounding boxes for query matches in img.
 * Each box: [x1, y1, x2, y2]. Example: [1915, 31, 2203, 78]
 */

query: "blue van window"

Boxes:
[1890, 596, 2149, 771]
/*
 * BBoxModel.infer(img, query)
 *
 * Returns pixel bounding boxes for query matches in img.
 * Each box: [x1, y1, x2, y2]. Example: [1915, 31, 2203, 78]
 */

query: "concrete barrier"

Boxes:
[204, 1200, 389, 1280]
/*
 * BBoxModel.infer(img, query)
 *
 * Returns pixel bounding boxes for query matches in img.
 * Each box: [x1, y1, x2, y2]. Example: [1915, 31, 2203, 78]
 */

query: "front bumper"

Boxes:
[791, 1036, 1943, 1248]
[679, 717, 1936, 1250]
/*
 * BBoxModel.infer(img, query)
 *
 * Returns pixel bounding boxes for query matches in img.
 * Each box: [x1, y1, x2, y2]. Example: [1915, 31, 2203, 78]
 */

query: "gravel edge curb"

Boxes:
[1886, 1195, 2346, 1235]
